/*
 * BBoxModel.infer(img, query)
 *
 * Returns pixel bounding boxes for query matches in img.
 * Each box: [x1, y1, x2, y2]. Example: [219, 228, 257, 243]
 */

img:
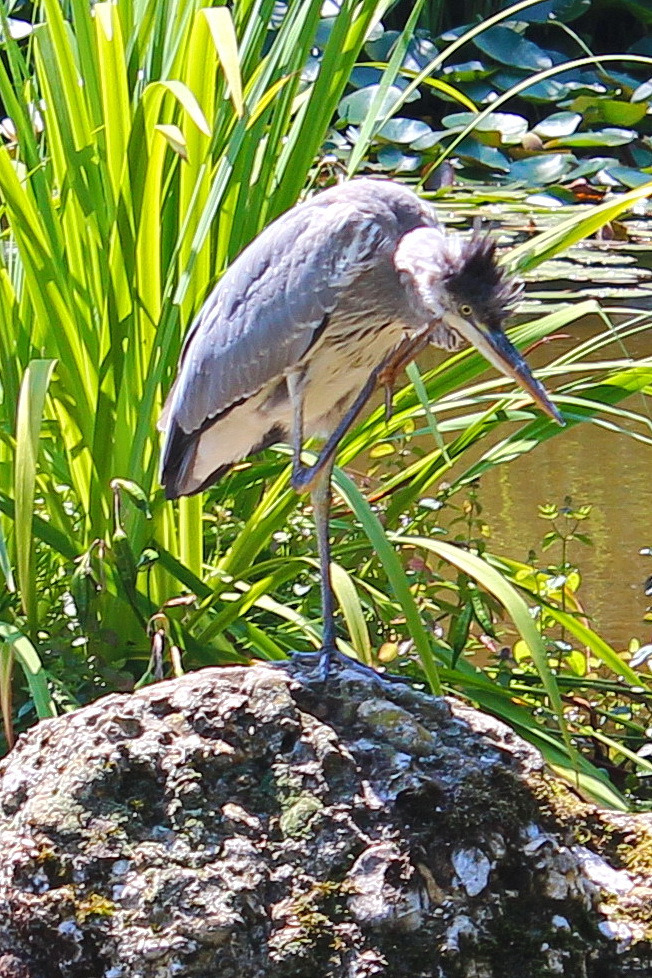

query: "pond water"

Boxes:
[476, 379, 651, 652]
[423, 216, 652, 652]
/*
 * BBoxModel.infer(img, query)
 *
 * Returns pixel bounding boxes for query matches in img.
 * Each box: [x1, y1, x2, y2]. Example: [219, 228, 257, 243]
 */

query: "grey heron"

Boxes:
[159, 178, 563, 675]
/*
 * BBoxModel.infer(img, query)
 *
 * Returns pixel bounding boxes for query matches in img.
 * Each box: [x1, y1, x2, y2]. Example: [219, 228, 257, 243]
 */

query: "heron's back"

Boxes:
[160, 178, 437, 497]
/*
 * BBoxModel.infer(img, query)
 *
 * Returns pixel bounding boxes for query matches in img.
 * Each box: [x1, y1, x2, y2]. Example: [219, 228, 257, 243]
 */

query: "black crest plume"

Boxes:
[445, 235, 522, 329]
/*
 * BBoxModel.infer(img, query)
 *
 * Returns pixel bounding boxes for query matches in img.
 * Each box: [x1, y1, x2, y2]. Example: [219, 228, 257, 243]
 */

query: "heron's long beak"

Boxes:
[447, 314, 565, 426]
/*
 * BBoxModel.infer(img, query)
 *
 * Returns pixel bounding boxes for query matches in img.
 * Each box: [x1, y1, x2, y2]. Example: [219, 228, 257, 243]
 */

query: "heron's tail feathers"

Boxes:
[159, 421, 227, 499]
[160, 412, 289, 499]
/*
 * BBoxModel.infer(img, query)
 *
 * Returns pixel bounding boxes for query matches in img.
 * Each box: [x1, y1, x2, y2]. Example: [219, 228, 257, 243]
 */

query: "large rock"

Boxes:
[0, 662, 650, 977]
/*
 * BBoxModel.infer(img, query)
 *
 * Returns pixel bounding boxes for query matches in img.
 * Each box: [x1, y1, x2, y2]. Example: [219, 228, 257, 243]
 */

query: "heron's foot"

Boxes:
[290, 645, 414, 686]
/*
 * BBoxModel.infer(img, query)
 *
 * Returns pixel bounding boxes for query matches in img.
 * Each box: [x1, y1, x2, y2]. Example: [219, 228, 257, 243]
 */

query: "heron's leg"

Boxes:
[377, 329, 433, 421]
[310, 457, 337, 665]
[308, 458, 413, 682]
[288, 360, 388, 496]
[286, 373, 414, 683]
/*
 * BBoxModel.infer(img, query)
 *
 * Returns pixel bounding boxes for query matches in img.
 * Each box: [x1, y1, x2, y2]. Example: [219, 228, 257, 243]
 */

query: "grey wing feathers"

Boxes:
[163, 206, 379, 433]
[163, 196, 394, 438]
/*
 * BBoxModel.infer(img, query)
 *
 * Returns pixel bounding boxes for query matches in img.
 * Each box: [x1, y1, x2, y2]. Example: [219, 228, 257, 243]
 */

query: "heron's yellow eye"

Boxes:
[458, 303, 473, 317]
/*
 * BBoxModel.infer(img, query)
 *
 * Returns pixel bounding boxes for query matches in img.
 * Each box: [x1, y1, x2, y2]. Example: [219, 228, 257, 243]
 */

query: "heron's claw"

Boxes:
[289, 646, 414, 686]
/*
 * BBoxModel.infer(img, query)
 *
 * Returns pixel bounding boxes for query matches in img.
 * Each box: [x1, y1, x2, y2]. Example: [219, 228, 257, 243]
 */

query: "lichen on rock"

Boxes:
[0, 661, 650, 977]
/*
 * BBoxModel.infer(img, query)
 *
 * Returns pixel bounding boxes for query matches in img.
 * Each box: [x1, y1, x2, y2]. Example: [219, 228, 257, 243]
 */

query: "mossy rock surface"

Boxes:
[0, 661, 650, 977]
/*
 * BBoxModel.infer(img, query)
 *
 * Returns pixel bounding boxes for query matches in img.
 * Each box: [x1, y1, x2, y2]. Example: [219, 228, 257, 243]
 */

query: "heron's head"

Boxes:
[394, 228, 563, 425]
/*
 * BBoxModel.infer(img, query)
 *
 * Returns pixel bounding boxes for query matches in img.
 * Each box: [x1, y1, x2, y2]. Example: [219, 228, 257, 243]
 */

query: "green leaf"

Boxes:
[474, 25, 552, 71]
[332, 469, 442, 694]
[449, 601, 473, 661]
[110, 478, 152, 518]
[602, 165, 652, 189]
[541, 531, 560, 551]
[570, 96, 648, 127]
[545, 127, 636, 149]
[565, 649, 587, 676]
[573, 533, 593, 547]
[456, 136, 511, 172]
[533, 111, 581, 139]
[378, 118, 433, 145]
[339, 84, 410, 124]
[0, 621, 56, 721]
[505, 181, 652, 274]
[537, 606, 646, 687]
[201, 7, 244, 118]
[0, 519, 14, 592]
[394, 535, 573, 761]
[15, 360, 57, 629]
[331, 562, 372, 664]
[505, 0, 590, 21]
[507, 153, 576, 185]
[155, 123, 188, 160]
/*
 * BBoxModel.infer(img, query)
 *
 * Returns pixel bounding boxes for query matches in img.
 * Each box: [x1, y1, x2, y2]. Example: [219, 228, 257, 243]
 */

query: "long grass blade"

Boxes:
[0, 621, 56, 722]
[333, 468, 442, 693]
[14, 360, 57, 629]
[393, 535, 572, 760]
[331, 561, 372, 664]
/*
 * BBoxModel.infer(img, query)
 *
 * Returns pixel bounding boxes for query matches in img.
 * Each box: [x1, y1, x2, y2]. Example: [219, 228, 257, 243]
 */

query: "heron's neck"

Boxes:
[393, 226, 464, 324]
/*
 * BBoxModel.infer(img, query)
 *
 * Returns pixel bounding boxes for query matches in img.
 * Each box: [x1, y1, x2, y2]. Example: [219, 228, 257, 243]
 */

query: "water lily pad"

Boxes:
[600, 69, 647, 94]
[365, 30, 399, 61]
[474, 25, 552, 71]
[600, 165, 652, 189]
[348, 66, 383, 89]
[545, 128, 636, 149]
[443, 111, 525, 134]
[506, 153, 576, 185]
[442, 61, 494, 82]
[550, 68, 607, 97]
[315, 17, 336, 47]
[320, 0, 342, 15]
[410, 130, 443, 151]
[633, 80, 652, 103]
[0, 18, 33, 41]
[503, 0, 590, 21]
[527, 186, 576, 206]
[404, 35, 439, 71]
[533, 112, 582, 139]
[377, 146, 420, 173]
[443, 110, 528, 147]
[456, 81, 497, 104]
[338, 85, 419, 125]
[570, 96, 648, 127]
[378, 118, 433, 145]
[491, 70, 572, 102]
[631, 144, 652, 168]
[456, 137, 511, 172]
[439, 24, 471, 42]
[630, 36, 652, 54]
[563, 157, 613, 181]
[525, 192, 568, 207]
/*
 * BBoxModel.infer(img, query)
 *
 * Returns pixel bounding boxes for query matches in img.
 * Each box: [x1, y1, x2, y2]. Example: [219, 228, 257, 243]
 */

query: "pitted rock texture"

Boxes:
[0, 662, 651, 977]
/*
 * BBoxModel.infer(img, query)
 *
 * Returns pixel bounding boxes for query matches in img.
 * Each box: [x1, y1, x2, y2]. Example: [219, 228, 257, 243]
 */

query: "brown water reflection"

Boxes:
[477, 419, 651, 651]
[423, 315, 652, 651]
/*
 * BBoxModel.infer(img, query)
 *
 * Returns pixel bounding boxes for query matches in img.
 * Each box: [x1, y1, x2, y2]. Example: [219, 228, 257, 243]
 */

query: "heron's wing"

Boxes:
[162, 196, 398, 437]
